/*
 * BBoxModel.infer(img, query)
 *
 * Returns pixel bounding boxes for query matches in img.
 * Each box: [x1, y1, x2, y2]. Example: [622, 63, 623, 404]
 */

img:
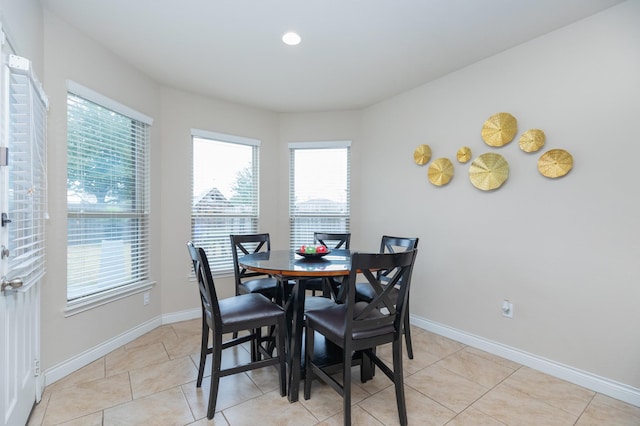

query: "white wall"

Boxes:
[360, 0, 640, 388]
[41, 10, 164, 369]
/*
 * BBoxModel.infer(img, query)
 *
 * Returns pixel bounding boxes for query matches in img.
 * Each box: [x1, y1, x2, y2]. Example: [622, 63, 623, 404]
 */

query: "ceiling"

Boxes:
[41, 0, 623, 113]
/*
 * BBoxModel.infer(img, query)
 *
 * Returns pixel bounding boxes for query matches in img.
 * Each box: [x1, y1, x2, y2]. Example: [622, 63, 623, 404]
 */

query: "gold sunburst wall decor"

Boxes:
[481, 112, 518, 147]
[519, 129, 546, 153]
[428, 158, 454, 186]
[413, 144, 432, 165]
[538, 149, 573, 178]
[469, 153, 510, 191]
[456, 146, 472, 163]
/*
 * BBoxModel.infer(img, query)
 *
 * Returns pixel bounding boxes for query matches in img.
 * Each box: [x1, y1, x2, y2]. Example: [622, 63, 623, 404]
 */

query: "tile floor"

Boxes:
[27, 319, 640, 425]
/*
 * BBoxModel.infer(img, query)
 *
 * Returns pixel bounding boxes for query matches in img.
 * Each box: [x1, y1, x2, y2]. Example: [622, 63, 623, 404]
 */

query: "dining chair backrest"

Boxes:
[313, 232, 351, 250]
[378, 236, 419, 284]
[380, 235, 419, 254]
[230, 233, 272, 288]
[187, 241, 221, 329]
[347, 249, 417, 335]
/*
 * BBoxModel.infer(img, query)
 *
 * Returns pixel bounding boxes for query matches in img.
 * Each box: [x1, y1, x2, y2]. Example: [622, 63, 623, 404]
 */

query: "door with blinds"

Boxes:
[0, 46, 48, 426]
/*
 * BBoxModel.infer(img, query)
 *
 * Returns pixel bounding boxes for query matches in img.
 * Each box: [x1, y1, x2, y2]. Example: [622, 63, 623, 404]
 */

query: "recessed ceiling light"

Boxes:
[282, 32, 301, 46]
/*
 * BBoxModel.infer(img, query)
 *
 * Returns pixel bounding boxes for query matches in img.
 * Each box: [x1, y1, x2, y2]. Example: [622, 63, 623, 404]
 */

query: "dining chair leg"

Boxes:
[393, 339, 408, 426]
[197, 317, 208, 387]
[303, 328, 315, 400]
[404, 311, 413, 360]
[207, 334, 223, 420]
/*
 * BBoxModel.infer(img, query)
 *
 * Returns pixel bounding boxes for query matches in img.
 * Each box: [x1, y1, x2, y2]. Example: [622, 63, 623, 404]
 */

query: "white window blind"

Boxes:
[66, 84, 151, 302]
[6, 55, 48, 288]
[289, 141, 351, 249]
[192, 130, 259, 274]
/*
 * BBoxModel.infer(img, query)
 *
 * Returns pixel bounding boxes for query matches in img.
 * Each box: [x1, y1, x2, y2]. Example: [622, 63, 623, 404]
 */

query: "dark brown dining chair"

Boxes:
[230, 233, 279, 300]
[187, 242, 287, 419]
[355, 235, 419, 358]
[305, 232, 351, 298]
[304, 249, 418, 426]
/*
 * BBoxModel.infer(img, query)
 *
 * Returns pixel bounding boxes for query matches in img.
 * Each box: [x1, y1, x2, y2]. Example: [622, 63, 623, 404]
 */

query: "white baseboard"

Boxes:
[161, 308, 201, 325]
[43, 308, 200, 386]
[411, 315, 640, 408]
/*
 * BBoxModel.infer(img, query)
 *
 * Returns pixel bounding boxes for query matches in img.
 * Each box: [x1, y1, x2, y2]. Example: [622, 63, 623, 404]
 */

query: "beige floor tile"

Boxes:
[104, 387, 194, 426]
[473, 382, 579, 426]
[56, 412, 103, 425]
[576, 393, 640, 425]
[35, 319, 640, 426]
[124, 324, 179, 350]
[245, 363, 284, 393]
[316, 404, 385, 426]
[355, 368, 394, 395]
[503, 366, 594, 416]
[189, 345, 254, 379]
[376, 339, 443, 376]
[42, 372, 132, 426]
[106, 341, 170, 376]
[130, 356, 199, 399]
[187, 412, 229, 425]
[359, 384, 456, 426]
[436, 349, 515, 388]
[182, 373, 263, 418]
[171, 318, 202, 337]
[405, 364, 488, 413]
[47, 358, 106, 391]
[463, 346, 522, 370]
[164, 332, 204, 359]
[222, 389, 318, 426]
[297, 377, 370, 421]
[418, 330, 467, 359]
[446, 406, 505, 426]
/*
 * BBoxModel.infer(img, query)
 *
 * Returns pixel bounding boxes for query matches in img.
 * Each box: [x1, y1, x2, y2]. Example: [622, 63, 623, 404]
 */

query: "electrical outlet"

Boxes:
[143, 291, 150, 306]
[502, 300, 513, 318]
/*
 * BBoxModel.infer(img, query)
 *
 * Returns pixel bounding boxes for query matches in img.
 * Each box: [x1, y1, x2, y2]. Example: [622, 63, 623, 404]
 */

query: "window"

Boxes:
[191, 130, 259, 274]
[5, 55, 48, 288]
[289, 141, 350, 249]
[66, 82, 152, 306]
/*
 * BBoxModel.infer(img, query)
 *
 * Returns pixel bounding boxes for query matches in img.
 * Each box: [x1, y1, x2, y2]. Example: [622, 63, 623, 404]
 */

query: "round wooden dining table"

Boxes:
[238, 249, 352, 402]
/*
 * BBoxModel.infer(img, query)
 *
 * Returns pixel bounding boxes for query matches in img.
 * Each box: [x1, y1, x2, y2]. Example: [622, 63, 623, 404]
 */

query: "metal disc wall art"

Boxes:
[428, 158, 454, 186]
[519, 129, 546, 153]
[538, 149, 573, 178]
[481, 112, 518, 147]
[413, 144, 432, 165]
[469, 153, 510, 191]
[456, 146, 472, 163]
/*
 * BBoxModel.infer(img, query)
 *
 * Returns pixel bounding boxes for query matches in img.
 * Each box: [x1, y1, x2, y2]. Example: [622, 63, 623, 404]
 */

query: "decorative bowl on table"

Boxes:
[295, 249, 331, 259]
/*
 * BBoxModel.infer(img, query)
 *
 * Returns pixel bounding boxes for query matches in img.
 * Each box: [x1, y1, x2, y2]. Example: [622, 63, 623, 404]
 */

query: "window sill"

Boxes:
[64, 281, 156, 317]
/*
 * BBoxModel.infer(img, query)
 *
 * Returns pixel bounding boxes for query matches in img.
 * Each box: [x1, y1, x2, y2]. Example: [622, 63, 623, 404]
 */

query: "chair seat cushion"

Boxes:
[305, 302, 394, 342]
[304, 296, 336, 312]
[220, 293, 283, 327]
[239, 277, 279, 295]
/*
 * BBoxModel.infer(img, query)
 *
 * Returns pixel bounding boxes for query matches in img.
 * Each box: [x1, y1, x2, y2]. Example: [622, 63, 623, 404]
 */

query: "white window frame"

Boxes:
[288, 140, 351, 249]
[65, 81, 153, 315]
[191, 129, 260, 275]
